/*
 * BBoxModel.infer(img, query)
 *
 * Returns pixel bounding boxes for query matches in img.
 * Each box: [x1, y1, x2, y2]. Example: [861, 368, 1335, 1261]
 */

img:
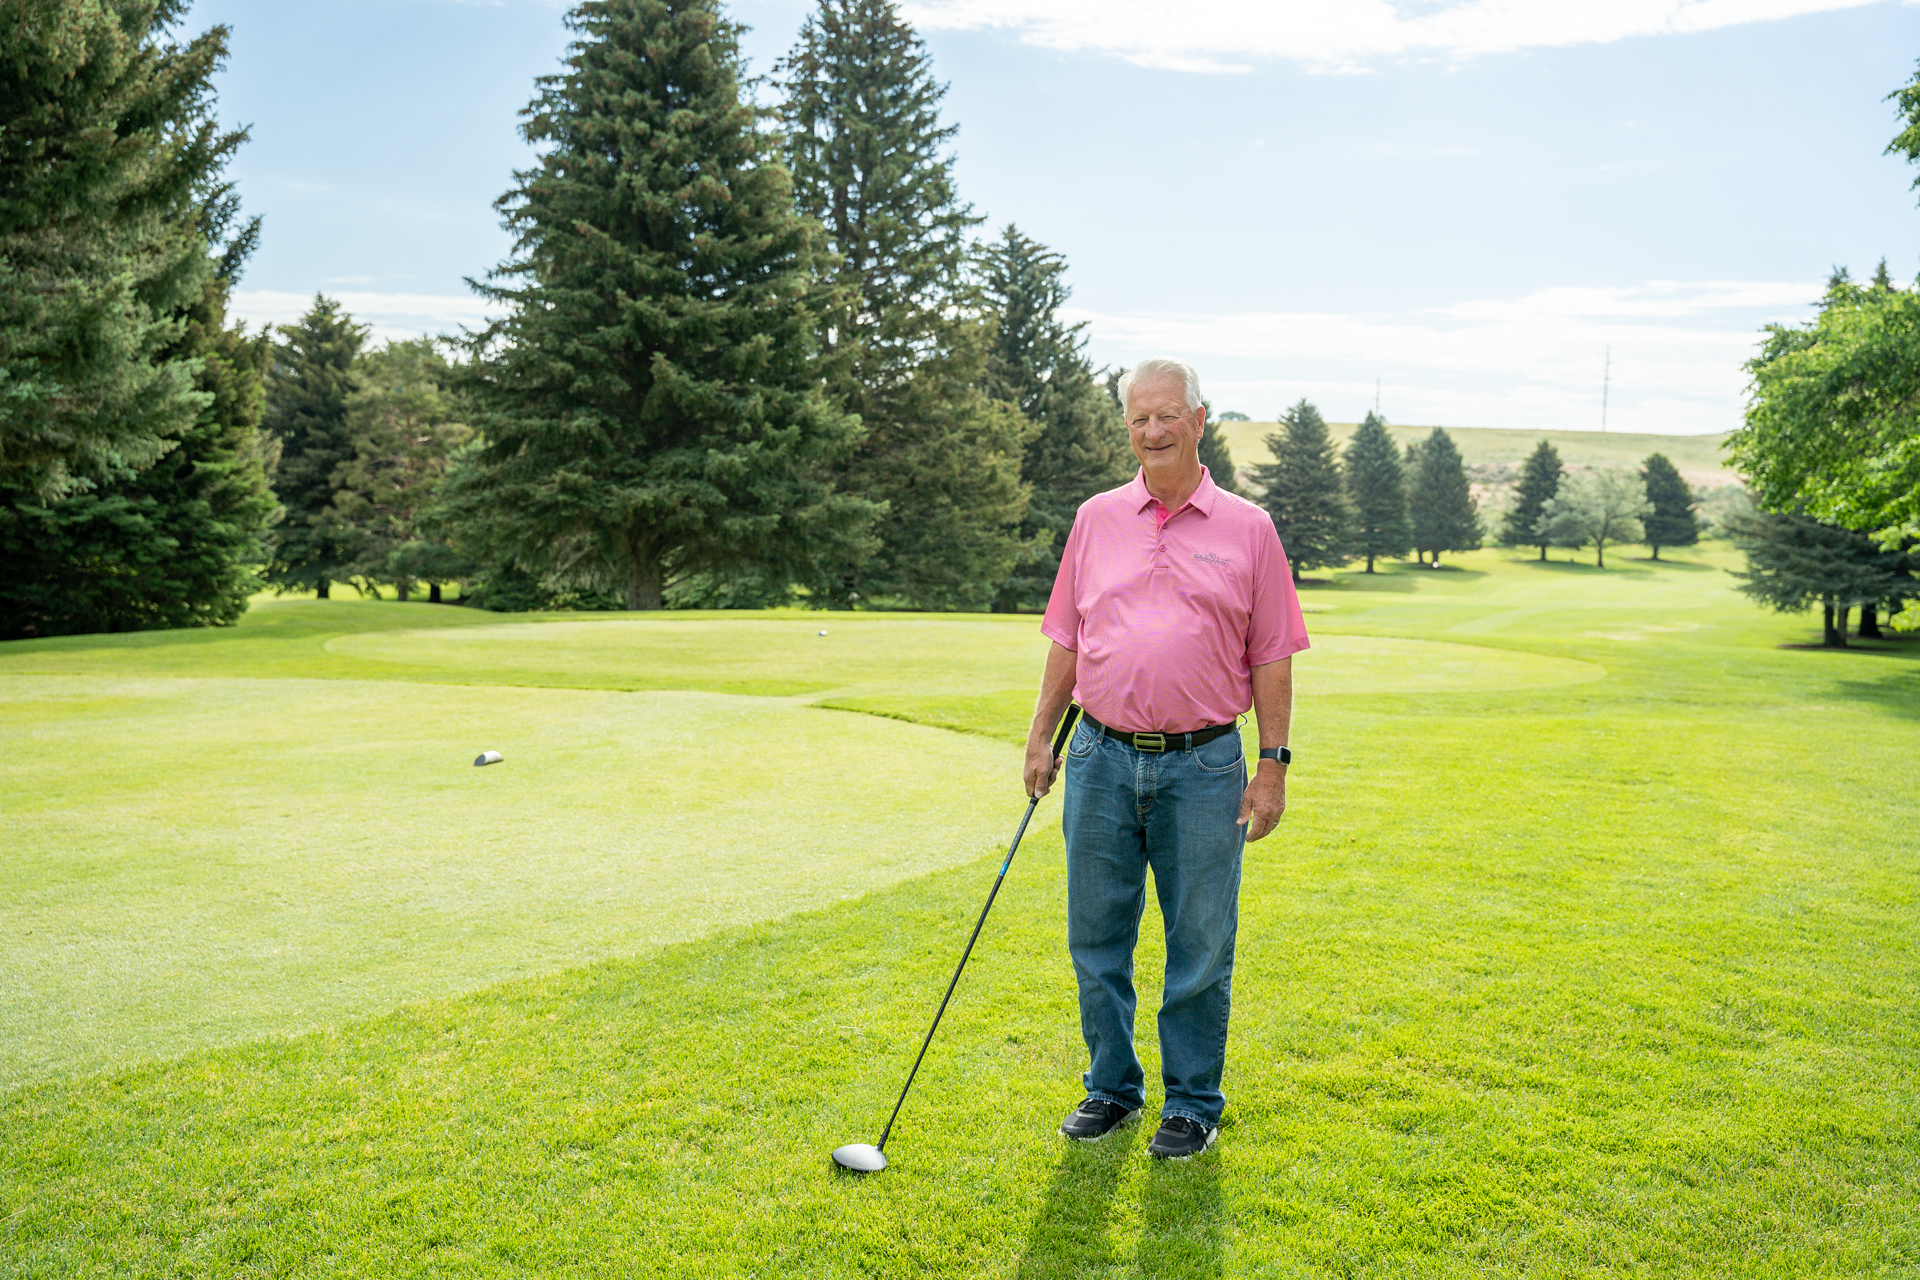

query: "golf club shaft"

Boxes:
[876, 703, 1081, 1152]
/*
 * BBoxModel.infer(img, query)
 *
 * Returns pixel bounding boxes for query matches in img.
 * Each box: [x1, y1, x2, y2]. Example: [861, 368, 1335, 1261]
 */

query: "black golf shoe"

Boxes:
[1147, 1116, 1218, 1160]
[1059, 1097, 1139, 1142]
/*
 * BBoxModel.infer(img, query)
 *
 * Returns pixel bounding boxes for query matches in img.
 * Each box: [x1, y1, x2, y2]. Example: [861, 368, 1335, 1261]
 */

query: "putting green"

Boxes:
[0, 674, 1023, 1087]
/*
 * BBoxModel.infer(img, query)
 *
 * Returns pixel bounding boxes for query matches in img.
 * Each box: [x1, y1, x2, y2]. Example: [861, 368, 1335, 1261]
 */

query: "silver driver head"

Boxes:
[831, 1143, 886, 1174]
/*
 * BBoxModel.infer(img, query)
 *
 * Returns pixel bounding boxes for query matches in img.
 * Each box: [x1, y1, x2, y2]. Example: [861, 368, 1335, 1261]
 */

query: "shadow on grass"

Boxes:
[1520, 557, 1651, 575]
[1832, 669, 1920, 720]
[1631, 555, 1718, 571]
[1014, 1126, 1225, 1278]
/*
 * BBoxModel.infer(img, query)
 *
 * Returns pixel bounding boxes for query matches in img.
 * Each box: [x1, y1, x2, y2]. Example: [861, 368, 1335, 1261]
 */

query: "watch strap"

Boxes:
[1259, 746, 1291, 765]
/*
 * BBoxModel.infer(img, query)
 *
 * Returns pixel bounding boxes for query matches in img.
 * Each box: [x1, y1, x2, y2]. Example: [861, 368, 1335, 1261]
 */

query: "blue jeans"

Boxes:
[1062, 716, 1246, 1129]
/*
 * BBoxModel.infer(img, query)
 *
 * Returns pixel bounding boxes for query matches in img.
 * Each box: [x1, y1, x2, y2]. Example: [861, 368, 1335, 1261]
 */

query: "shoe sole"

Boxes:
[1149, 1126, 1219, 1160]
[1060, 1109, 1141, 1143]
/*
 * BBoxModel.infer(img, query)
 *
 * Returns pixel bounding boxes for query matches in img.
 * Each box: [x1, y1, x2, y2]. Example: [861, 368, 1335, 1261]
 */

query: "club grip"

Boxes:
[1049, 704, 1082, 759]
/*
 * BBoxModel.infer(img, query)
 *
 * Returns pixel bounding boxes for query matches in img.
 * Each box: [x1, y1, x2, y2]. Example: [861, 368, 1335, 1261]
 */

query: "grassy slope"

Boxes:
[1215, 421, 1740, 488]
[4, 549, 1918, 1277]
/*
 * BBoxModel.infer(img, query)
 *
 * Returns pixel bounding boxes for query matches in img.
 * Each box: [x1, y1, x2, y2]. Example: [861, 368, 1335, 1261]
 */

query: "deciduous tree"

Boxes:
[1534, 469, 1649, 569]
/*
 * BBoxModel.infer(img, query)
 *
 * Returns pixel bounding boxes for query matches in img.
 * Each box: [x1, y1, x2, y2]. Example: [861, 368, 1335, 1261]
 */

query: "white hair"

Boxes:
[1117, 357, 1204, 413]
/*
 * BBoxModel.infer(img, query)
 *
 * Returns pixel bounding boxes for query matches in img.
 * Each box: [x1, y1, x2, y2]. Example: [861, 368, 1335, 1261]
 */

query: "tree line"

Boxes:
[1250, 404, 1703, 579]
[0, 0, 1145, 635]
[1724, 60, 1920, 648]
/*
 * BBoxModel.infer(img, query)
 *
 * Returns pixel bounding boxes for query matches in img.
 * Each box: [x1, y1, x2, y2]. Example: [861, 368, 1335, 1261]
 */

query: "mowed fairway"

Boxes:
[3, 547, 1918, 1276]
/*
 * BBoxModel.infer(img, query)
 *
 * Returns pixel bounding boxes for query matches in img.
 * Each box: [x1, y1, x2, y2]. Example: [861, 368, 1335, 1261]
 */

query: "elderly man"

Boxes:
[1024, 357, 1308, 1160]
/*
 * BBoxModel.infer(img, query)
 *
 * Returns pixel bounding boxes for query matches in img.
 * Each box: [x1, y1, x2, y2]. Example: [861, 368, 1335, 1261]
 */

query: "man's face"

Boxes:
[1125, 374, 1205, 481]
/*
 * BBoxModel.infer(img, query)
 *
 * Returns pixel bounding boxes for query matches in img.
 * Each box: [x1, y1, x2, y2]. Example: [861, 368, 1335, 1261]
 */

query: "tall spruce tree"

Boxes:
[439, 0, 875, 611]
[1728, 510, 1914, 647]
[1503, 440, 1563, 559]
[1197, 401, 1248, 496]
[1251, 399, 1351, 582]
[780, 0, 1033, 609]
[979, 225, 1131, 610]
[1342, 411, 1410, 572]
[1640, 453, 1699, 560]
[262, 297, 366, 598]
[0, 0, 230, 500]
[1407, 428, 1483, 565]
[0, 3, 278, 638]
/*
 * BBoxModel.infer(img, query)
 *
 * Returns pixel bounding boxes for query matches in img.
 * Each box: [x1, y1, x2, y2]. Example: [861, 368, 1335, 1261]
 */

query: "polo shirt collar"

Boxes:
[1128, 465, 1220, 518]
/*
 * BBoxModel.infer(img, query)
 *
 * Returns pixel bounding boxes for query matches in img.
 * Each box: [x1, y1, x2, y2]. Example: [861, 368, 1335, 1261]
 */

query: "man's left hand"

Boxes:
[1238, 762, 1286, 841]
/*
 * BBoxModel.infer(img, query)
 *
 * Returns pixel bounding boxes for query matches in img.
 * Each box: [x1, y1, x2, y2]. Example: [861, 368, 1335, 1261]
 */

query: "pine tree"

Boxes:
[1503, 440, 1564, 560]
[1251, 399, 1351, 582]
[1640, 453, 1699, 560]
[979, 225, 1131, 611]
[1872, 257, 1893, 289]
[1341, 411, 1410, 572]
[1197, 402, 1248, 496]
[780, 0, 1032, 610]
[332, 340, 473, 601]
[440, 0, 875, 611]
[1407, 428, 1482, 565]
[262, 297, 367, 598]
[1728, 510, 1914, 646]
[0, 0, 234, 501]
[0, 4, 278, 638]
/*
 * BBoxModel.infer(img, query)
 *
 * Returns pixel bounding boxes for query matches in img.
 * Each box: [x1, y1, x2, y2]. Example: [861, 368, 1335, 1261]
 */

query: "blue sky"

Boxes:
[199, 0, 1920, 434]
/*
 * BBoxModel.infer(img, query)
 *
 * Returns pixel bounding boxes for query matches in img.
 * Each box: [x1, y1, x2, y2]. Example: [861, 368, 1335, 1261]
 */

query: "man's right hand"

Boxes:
[1024, 739, 1063, 799]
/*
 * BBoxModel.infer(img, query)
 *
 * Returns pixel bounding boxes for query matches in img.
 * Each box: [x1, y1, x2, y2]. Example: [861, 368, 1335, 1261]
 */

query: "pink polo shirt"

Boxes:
[1041, 466, 1309, 734]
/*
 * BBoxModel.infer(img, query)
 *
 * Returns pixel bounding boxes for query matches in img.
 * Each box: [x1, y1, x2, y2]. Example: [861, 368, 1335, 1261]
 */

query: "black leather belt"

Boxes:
[1082, 711, 1238, 754]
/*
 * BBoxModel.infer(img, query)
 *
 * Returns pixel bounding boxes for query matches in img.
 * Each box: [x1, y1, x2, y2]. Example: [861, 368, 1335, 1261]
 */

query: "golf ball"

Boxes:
[818, 630, 828, 636]
[474, 750, 504, 767]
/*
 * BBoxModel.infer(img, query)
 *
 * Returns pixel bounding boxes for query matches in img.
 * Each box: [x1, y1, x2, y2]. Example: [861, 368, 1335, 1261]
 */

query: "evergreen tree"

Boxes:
[1872, 257, 1893, 289]
[780, 0, 1032, 609]
[0, 3, 277, 638]
[332, 340, 473, 602]
[1502, 439, 1563, 559]
[1197, 401, 1248, 496]
[1407, 428, 1483, 565]
[440, 0, 875, 611]
[1251, 399, 1351, 582]
[1341, 411, 1410, 572]
[1728, 510, 1915, 647]
[978, 224, 1131, 611]
[261, 297, 367, 598]
[1640, 453, 1699, 559]
[0, 0, 233, 500]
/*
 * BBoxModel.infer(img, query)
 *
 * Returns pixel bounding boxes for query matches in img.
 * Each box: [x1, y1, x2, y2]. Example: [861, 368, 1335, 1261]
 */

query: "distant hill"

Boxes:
[1213, 421, 1741, 491]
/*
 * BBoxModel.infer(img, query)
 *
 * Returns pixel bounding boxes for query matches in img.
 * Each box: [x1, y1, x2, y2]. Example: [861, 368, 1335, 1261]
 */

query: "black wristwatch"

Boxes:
[1258, 746, 1292, 765]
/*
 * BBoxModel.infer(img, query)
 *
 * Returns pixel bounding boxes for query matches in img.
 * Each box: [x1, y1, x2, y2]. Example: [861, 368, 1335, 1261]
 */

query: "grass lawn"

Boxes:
[3, 544, 1917, 1276]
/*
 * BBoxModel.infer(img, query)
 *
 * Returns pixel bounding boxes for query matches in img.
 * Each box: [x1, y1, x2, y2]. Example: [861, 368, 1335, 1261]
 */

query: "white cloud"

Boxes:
[230, 290, 503, 344]
[902, 0, 1881, 71]
[1071, 279, 1820, 434]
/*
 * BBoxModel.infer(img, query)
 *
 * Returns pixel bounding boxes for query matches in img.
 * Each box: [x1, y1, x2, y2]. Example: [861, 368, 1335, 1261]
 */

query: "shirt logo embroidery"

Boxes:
[1192, 551, 1230, 568]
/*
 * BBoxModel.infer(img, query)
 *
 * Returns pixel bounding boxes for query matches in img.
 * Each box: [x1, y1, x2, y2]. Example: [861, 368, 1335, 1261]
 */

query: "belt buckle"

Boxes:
[1133, 732, 1166, 753]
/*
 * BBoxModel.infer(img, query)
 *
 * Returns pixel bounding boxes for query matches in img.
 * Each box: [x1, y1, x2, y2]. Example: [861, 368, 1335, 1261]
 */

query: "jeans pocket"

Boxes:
[1190, 731, 1245, 774]
[1067, 717, 1098, 759]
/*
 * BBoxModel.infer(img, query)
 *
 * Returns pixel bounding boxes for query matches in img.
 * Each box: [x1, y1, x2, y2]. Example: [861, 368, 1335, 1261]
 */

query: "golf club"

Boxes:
[831, 702, 1083, 1175]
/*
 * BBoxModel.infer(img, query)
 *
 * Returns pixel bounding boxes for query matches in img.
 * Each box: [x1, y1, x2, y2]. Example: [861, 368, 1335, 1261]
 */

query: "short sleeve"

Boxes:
[1039, 511, 1085, 651]
[1246, 515, 1310, 665]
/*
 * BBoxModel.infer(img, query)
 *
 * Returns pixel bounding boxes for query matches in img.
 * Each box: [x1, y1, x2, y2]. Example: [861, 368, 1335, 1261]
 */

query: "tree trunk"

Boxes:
[317, 578, 330, 600]
[1822, 600, 1839, 647]
[396, 581, 409, 603]
[1291, 562, 1301, 584]
[625, 527, 663, 610]
[1860, 604, 1882, 639]
[1537, 544, 1546, 561]
[1650, 543, 1661, 561]
[1365, 554, 1375, 573]
[1596, 540, 1606, 569]
[1835, 604, 1850, 646]
[429, 582, 442, 604]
